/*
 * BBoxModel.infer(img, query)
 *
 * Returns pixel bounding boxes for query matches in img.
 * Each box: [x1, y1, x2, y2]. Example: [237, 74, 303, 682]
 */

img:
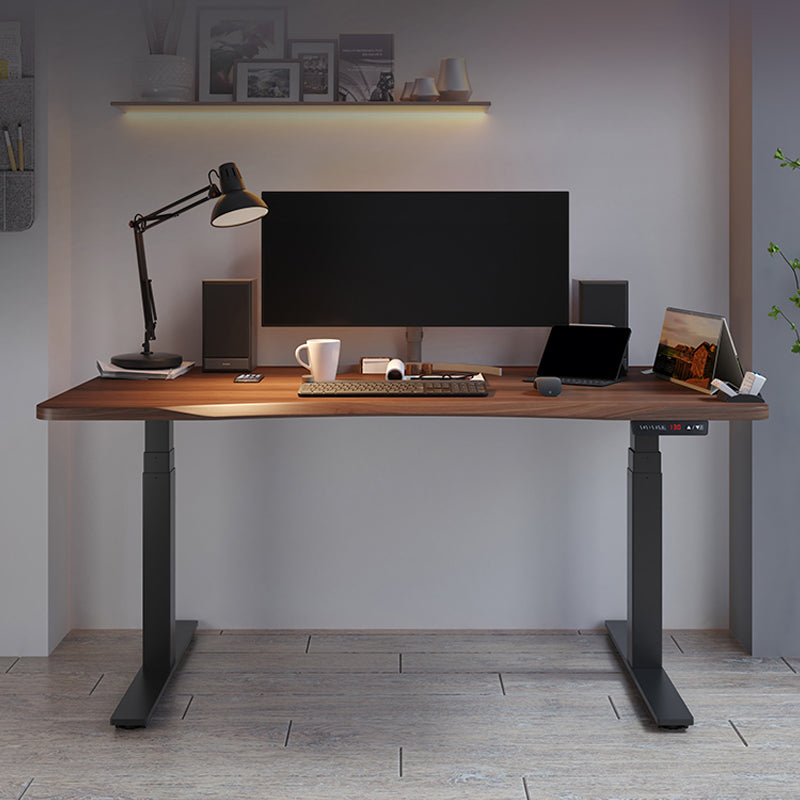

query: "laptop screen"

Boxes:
[537, 325, 631, 381]
[653, 307, 743, 394]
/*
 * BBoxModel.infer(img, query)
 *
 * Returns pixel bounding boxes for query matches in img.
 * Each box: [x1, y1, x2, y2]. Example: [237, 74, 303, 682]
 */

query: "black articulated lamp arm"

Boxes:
[130, 181, 222, 357]
[111, 162, 267, 371]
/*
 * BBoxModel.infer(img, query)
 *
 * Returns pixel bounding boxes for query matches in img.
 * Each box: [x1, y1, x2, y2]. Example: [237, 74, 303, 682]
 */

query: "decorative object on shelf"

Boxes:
[134, 54, 193, 101]
[338, 33, 394, 102]
[288, 39, 338, 102]
[142, 0, 185, 55]
[436, 57, 472, 101]
[111, 162, 268, 371]
[398, 80, 415, 101]
[410, 76, 439, 102]
[233, 58, 301, 102]
[197, 6, 287, 102]
[135, 0, 192, 101]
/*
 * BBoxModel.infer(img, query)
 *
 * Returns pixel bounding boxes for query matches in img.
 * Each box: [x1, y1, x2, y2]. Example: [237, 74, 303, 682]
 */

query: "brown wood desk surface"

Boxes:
[37, 366, 769, 422]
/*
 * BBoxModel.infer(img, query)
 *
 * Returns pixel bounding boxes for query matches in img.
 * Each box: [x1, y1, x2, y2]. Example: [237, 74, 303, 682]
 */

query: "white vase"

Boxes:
[410, 77, 439, 102]
[436, 57, 472, 102]
[134, 55, 193, 102]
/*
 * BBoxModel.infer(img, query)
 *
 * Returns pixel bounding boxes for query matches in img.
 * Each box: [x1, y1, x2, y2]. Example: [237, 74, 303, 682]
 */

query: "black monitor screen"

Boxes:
[260, 191, 569, 327]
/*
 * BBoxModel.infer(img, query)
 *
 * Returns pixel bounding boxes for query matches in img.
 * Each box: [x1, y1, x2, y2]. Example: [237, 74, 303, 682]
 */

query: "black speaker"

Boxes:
[202, 279, 257, 372]
[576, 280, 629, 374]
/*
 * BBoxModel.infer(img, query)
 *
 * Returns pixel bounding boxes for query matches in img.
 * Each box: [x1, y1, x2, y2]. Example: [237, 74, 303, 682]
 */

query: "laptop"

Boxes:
[653, 307, 744, 394]
[528, 324, 632, 386]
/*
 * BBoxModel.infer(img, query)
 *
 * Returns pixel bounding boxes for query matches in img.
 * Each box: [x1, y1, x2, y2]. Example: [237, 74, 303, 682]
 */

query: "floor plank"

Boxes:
[3, 630, 800, 800]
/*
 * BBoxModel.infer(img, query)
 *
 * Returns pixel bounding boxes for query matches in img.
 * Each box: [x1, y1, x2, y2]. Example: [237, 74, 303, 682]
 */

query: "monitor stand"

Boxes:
[406, 326, 424, 363]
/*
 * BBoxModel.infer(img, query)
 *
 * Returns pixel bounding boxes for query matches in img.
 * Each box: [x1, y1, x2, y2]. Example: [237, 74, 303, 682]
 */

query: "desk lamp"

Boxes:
[111, 162, 268, 370]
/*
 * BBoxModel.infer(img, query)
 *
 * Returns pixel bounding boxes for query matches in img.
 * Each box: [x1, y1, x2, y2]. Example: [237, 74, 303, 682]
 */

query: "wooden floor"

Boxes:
[1, 629, 799, 800]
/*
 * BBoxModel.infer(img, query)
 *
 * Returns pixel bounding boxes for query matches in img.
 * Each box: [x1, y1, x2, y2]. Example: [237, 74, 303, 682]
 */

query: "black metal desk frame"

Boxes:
[112, 418, 708, 729]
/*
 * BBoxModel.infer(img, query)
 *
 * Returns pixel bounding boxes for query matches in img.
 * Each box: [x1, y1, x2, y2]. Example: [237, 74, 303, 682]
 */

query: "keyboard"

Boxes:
[561, 377, 623, 387]
[298, 379, 489, 397]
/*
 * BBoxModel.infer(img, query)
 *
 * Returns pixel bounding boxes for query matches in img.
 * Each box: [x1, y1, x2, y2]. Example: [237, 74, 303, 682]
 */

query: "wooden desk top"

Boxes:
[36, 367, 769, 422]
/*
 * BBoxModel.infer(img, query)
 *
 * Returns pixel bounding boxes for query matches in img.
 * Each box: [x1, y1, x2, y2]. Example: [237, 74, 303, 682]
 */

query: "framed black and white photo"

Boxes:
[197, 7, 287, 102]
[234, 59, 302, 102]
[287, 39, 338, 102]
[338, 33, 394, 102]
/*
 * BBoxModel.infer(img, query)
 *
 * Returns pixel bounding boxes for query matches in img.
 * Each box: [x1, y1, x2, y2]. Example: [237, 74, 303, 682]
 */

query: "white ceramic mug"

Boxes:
[295, 338, 341, 381]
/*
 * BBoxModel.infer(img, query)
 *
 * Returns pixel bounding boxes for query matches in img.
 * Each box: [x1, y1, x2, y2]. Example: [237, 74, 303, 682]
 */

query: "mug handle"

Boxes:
[295, 343, 311, 371]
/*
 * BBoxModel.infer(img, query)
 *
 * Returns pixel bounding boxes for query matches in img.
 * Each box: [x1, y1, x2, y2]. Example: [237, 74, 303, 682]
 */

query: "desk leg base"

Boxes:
[111, 619, 197, 728]
[606, 620, 693, 729]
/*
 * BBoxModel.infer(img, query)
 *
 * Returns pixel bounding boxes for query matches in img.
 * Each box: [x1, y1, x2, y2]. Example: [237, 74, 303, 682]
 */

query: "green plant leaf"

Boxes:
[768, 242, 780, 254]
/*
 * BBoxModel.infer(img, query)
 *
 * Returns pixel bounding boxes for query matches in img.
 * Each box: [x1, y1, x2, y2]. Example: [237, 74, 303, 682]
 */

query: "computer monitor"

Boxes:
[260, 191, 569, 328]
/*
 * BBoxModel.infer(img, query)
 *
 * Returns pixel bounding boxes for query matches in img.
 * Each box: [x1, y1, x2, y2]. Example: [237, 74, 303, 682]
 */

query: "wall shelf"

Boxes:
[110, 100, 490, 116]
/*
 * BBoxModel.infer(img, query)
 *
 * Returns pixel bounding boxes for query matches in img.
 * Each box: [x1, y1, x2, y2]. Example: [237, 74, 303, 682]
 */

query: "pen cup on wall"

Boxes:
[410, 77, 439, 102]
[436, 57, 472, 101]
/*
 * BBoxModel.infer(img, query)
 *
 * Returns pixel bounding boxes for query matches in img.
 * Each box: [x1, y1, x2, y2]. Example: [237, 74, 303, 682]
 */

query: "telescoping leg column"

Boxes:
[111, 420, 197, 728]
[606, 420, 707, 729]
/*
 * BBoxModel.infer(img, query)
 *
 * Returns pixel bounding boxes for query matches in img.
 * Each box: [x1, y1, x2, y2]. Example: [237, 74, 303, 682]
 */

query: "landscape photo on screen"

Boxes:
[654, 308, 724, 392]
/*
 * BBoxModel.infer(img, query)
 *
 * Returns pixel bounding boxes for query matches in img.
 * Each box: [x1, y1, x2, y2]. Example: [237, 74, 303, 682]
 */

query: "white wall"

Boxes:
[7, 0, 734, 650]
[0, 1, 53, 656]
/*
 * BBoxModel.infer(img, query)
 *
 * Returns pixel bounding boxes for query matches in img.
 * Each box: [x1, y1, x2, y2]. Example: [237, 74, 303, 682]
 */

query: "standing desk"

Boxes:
[37, 366, 768, 730]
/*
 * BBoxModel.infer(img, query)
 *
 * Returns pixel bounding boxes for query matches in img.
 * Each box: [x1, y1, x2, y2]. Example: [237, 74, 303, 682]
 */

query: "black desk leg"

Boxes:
[606, 423, 698, 729]
[111, 420, 197, 728]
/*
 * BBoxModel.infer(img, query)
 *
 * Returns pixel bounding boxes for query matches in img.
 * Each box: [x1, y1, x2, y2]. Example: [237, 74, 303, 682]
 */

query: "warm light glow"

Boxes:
[111, 101, 491, 117]
[211, 205, 268, 227]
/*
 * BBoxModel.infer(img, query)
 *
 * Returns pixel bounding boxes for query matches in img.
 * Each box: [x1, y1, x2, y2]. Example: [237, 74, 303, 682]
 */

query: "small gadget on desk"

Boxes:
[711, 371, 766, 402]
[525, 324, 631, 386]
[533, 376, 562, 396]
[234, 373, 264, 383]
[385, 358, 405, 380]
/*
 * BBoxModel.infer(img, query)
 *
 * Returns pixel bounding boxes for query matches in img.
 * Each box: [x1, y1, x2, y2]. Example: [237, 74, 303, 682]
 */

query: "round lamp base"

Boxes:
[111, 351, 183, 370]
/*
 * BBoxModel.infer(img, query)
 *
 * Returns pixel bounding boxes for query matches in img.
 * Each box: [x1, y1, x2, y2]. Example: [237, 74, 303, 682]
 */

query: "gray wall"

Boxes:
[0, 1, 56, 655]
[746, 0, 800, 656]
[12, 0, 796, 654]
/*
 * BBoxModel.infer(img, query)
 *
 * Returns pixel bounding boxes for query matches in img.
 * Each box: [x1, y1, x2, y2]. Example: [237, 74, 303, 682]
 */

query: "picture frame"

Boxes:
[338, 33, 394, 102]
[197, 7, 288, 102]
[287, 39, 338, 102]
[233, 59, 302, 102]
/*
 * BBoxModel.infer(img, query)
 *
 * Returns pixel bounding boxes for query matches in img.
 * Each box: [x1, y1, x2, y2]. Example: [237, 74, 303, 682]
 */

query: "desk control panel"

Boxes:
[631, 421, 709, 436]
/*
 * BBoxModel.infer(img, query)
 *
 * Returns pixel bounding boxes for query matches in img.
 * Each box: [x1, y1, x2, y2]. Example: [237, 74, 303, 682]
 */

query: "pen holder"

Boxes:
[0, 77, 34, 231]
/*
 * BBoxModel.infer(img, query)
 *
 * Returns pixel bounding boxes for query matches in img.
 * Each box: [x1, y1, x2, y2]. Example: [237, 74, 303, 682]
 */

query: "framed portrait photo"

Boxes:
[234, 59, 302, 102]
[197, 7, 288, 102]
[288, 39, 338, 102]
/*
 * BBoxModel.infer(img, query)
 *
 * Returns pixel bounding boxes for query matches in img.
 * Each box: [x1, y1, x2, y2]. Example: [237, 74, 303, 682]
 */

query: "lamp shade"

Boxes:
[210, 162, 268, 227]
